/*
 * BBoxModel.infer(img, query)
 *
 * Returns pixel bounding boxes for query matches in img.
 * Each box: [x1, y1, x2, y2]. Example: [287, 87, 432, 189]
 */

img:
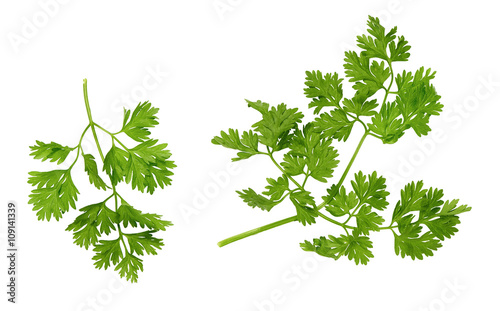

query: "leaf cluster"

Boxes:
[29, 86, 174, 282]
[213, 16, 470, 264]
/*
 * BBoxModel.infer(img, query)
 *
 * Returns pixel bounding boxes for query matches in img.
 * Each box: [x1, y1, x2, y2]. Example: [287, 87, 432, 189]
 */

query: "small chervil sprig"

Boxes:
[28, 79, 175, 282]
[212, 16, 470, 264]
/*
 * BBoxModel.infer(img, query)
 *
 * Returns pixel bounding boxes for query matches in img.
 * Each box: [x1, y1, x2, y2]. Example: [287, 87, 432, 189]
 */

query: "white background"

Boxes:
[1, 0, 499, 310]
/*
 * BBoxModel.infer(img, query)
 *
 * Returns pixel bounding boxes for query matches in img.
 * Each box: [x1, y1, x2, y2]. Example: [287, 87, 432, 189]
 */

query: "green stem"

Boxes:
[83, 79, 105, 161]
[379, 225, 398, 230]
[324, 130, 369, 205]
[217, 216, 298, 247]
[112, 184, 130, 254]
[317, 211, 356, 230]
[218, 131, 370, 247]
[382, 61, 394, 106]
[95, 123, 130, 152]
[267, 147, 303, 190]
[83, 79, 130, 255]
[67, 124, 92, 170]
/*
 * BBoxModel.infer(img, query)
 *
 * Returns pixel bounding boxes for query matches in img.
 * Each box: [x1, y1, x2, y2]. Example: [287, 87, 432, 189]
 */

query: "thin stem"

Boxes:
[94, 123, 130, 151]
[112, 184, 130, 254]
[82, 79, 130, 254]
[379, 225, 398, 230]
[83, 79, 105, 161]
[217, 216, 298, 247]
[267, 147, 303, 190]
[218, 129, 371, 247]
[302, 173, 310, 188]
[382, 61, 394, 106]
[67, 124, 92, 170]
[317, 211, 356, 230]
[323, 130, 369, 206]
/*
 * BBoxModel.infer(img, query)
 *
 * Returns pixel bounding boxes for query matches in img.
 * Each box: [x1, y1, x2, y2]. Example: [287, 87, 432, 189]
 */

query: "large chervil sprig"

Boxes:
[213, 16, 470, 264]
[28, 79, 175, 282]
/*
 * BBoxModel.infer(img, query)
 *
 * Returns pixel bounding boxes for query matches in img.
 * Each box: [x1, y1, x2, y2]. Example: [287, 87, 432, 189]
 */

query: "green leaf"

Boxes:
[247, 100, 304, 150]
[125, 231, 164, 256]
[389, 35, 411, 62]
[212, 129, 261, 161]
[350, 171, 389, 211]
[115, 253, 143, 283]
[302, 231, 374, 265]
[117, 202, 172, 231]
[394, 225, 442, 260]
[368, 101, 405, 144]
[83, 154, 109, 190]
[314, 109, 355, 142]
[281, 153, 306, 176]
[391, 182, 471, 259]
[300, 236, 342, 259]
[355, 205, 384, 235]
[395, 68, 442, 137]
[126, 139, 175, 194]
[28, 170, 79, 221]
[356, 16, 397, 61]
[440, 199, 472, 216]
[121, 101, 159, 142]
[237, 188, 277, 212]
[103, 145, 129, 185]
[325, 186, 358, 217]
[29, 140, 73, 164]
[342, 93, 378, 117]
[325, 171, 389, 218]
[93, 238, 123, 270]
[304, 70, 343, 114]
[290, 190, 317, 225]
[288, 124, 340, 182]
[262, 175, 289, 201]
[66, 201, 119, 249]
[344, 51, 388, 97]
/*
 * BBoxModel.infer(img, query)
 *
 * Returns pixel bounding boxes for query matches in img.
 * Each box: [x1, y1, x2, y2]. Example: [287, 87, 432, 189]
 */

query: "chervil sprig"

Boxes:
[28, 79, 175, 282]
[213, 16, 470, 264]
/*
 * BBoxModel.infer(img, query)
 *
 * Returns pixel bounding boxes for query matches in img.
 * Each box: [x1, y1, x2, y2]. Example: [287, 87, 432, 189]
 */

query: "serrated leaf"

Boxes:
[355, 205, 384, 235]
[28, 170, 79, 221]
[344, 51, 387, 97]
[237, 188, 277, 212]
[126, 139, 175, 194]
[392, 181, 470, 259]
[281, 153, 306, 176]
[93, 239, 123, 270]
[325, 186, 358, 217]
[368, 101, 405, 144]
[29, 140, 73, 164]
[394, 230, 442, 260]
[115, 253, 143, 283]
[117, 202, 172, 231]
[66, 201, 119, 249]
[302, 232, 374, 265]
[389, 35, 411, 61]
[121, 101, 159, 142]
[103, 145, 129, 185]
[304, 70, 343, 114]
[356, 16, 397, 61]
[247, 100, 304, 149]
[262, 175, 289, 201]
[342, 93, 378, 117]
[288, 124, 340, 182]
[83, 154, 109, 190]
[290, 190, 317, 225]
[350, 171, 389, 211]
[314, 109, 355, 142]
[125, 231, 164, 256]
[212, 129, 260, 161]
